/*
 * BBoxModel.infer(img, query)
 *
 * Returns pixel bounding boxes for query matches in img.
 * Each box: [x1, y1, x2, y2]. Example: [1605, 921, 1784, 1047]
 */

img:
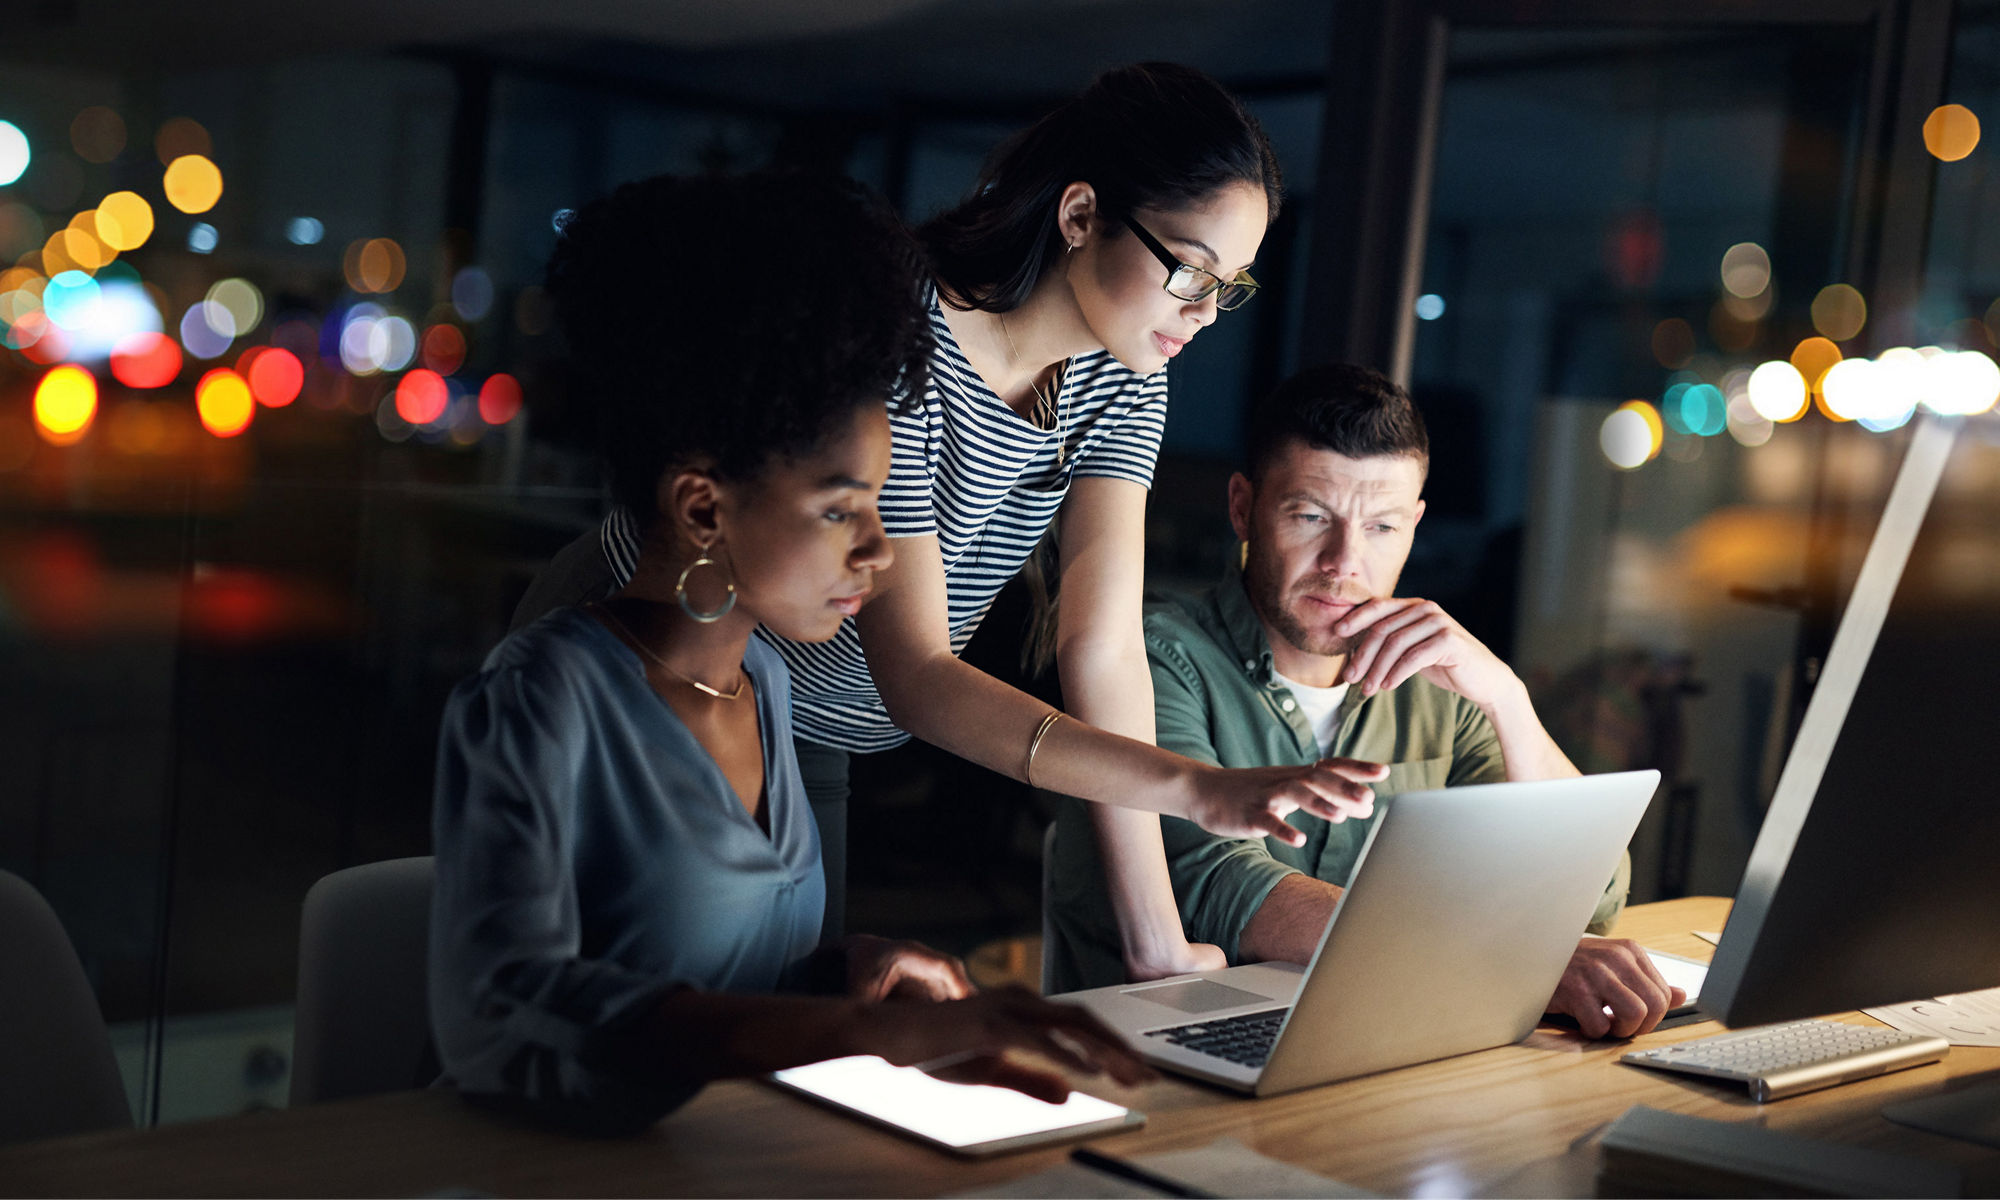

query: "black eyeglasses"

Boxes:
[1120, 215, 1260, 311]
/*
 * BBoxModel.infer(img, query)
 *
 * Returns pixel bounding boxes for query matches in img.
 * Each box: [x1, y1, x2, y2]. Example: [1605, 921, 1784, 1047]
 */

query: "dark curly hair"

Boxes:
[1245, 364, 1429, 484]
[920, 62, 1282, 313]
[546, 171, 933, 520]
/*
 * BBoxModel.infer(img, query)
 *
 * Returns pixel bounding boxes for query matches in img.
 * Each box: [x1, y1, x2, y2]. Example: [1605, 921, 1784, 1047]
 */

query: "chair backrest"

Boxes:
[0, 870, 133, 1144]
[290, 856, 435, 1106]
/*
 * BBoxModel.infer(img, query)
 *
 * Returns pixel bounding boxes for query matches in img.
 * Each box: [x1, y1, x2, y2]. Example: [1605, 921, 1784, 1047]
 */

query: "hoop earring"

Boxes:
[676, 548, 737, 623]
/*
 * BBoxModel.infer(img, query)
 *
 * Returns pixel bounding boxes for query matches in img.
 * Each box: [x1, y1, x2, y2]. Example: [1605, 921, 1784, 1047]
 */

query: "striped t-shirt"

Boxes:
[601, 292, 1169, 751]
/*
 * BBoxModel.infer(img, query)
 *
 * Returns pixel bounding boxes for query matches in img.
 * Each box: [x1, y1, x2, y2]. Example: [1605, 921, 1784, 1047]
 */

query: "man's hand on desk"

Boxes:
[858, 984, 1158, 1104]
[1546, 937, 1685, 1039]
[841, 934, 974, 1002]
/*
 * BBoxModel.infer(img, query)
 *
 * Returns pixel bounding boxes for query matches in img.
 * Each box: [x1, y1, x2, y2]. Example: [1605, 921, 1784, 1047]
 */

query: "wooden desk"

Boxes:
[3, 898, 1996, 1197]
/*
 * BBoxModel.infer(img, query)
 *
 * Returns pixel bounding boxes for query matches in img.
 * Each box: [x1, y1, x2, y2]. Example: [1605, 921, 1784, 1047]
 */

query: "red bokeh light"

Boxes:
[246, 346, 304, 407]
[477, 373, 522, 425]
[110, 332, 184, 388]
[395, 368, 449, 425]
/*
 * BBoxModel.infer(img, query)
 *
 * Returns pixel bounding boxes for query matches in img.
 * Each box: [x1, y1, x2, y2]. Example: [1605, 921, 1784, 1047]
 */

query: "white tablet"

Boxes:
[767, 1055, 1144, 1158]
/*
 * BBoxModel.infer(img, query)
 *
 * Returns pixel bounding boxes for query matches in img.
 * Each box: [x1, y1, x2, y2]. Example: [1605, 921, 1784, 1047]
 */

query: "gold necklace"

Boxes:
[590, 603, 746, 700]
[998, 312, 1068, 463]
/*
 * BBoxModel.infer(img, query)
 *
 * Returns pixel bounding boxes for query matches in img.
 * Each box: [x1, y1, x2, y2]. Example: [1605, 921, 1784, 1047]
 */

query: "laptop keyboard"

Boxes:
[1145, 1007, 1290, 1068]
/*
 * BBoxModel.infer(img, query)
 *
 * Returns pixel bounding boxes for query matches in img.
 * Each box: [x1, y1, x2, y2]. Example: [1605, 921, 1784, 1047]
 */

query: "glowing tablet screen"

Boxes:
[769, 1055, 1141, 1156]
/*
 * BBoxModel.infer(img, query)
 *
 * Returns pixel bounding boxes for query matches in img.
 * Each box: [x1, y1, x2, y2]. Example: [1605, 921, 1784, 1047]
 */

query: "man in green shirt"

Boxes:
[1048, 364, 1682, 1039]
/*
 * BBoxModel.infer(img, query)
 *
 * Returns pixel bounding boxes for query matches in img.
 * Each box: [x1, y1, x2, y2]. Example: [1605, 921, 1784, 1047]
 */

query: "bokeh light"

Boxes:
[1678, 383, 1726, 437]
[286, 217, 324, 246]
[244, 346, 304, 406]
[42, 270, 102, 331]
[1415, 293, 1445, 321]
[1651, 319, 1695, 369]
[188, 222, 218, 253]
[1924, 104, 1981, 162]
[55, 272, 162, 362]
[347, 238, 407, 293]
[163, 155, 224, 214]
[155, 117, 211, 165]
[1789, 336, 1843, 393]
[69, 106, 127, 164]
[110, 331, 183, 388]
[0, 121, 30, 186]
[205, 278, 263, 337]
[395, 369, 449, 425]
[196, 368, 255, 437]
[1748, 360, 1810, 422]
[374, 316, 416, 371]
[180, 301, 234, 359]
[17, 314, 68, 362]
[478, 373, 522, 424]
[1720, 243, 1772, 299]
[339, 304, 387, 374]
[451, 267, 493, 321]
[1811, 284, 1868, 341]
[420, 323, 466, 374]
[94, 191, 155, 251]
[1725, 391, 1775, 447]
[34, 365, 97, 445]
[62, 213, 115, 271]
[1818, 357, 1877, 421]
[1600, 401, 1663, 470]
[1923, 349, 2000, 415]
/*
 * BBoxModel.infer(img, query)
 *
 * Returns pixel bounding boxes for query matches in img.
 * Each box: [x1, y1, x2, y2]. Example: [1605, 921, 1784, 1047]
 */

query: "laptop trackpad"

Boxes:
[1121, 978, 1274, 1014]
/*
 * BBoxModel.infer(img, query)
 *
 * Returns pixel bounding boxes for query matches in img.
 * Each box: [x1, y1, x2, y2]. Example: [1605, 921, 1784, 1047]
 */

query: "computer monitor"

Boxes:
[1699, 413, 2000, 1144]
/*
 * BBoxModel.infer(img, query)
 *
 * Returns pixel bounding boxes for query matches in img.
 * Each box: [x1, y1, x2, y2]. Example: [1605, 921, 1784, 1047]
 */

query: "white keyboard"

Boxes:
[1622, 1018, 1948, 1101]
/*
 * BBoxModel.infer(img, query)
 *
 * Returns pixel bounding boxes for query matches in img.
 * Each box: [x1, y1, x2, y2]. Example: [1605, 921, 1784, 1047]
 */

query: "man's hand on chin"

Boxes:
[1545, 937, 1684, 1039]
[1332, 597, 1520, 709]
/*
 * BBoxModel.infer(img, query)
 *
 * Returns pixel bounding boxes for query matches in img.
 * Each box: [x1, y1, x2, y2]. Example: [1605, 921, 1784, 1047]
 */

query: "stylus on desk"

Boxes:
[1070, 1147, 1219, 1198]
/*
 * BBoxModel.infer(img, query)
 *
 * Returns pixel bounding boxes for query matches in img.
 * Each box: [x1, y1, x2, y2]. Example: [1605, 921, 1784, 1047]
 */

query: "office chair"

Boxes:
[290, 856, 435, 1106]
[0, 869, 133, 1144]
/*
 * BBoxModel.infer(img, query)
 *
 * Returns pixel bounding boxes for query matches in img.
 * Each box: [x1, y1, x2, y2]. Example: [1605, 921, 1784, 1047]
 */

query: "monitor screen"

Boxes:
[1701, 415, 2000, 1029]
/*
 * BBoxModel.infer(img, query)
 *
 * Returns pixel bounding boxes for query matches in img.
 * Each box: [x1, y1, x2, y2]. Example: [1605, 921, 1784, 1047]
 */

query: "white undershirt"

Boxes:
[1273, 669, 1352, 757]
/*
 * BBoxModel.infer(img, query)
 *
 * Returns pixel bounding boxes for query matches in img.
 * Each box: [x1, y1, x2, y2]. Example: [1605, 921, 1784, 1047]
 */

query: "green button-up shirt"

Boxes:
[1045, 562, 1629, 993]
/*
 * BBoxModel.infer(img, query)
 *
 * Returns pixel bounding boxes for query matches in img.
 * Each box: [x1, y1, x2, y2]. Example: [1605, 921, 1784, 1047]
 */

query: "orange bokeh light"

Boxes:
[395, 369, 449, 424]
[35, 364, 98, 445]
[478, 373, 522, 425]
[110, 331, 183, 388]
[245, 346, 304, 406]
[163, 155, 224, 215]
[420, 323, 466, 374]
[1789, 336, 1843, 393]
[196, 368, 255, 437]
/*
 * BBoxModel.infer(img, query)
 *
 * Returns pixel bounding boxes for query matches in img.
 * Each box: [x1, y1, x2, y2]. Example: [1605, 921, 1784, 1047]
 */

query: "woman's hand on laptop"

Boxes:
[1546, 938, 1686, 1039]
[861, 985, 1158, 1103]
[1189, 758, 1388, 846]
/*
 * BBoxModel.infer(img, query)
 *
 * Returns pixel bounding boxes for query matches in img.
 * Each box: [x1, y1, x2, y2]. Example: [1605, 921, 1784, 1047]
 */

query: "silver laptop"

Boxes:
[1054, 770, 1659, 1097]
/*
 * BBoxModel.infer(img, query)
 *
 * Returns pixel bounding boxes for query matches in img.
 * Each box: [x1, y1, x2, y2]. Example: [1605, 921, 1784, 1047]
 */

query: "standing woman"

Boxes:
[523, 63, 1382, 982]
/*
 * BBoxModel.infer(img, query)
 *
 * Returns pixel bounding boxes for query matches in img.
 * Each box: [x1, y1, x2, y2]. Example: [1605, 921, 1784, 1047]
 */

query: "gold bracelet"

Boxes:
[1024, 710, 1064, 791]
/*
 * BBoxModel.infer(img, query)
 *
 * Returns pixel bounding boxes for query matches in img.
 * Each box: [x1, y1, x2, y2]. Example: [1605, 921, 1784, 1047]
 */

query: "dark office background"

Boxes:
[4, 0, 1998, 1123]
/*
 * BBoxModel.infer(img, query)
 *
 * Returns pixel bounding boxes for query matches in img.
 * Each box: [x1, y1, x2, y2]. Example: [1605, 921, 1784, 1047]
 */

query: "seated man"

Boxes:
[1048, 363, 1681, 1038]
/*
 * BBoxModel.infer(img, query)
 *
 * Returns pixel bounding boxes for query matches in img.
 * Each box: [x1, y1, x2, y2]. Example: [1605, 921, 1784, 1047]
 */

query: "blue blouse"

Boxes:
[429, 607, 825, 1131]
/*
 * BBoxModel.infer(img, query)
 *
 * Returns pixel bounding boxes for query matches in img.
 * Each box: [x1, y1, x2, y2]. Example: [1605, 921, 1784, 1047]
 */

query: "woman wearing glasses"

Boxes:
[525, 63, 1383, 985]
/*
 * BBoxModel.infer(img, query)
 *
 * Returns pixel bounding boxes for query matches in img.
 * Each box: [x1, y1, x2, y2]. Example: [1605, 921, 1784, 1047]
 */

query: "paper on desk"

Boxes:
[1864, 985, 2000, 1047]
[1691, 930, 1721, 945]
[950, 1138, 1379, 1199]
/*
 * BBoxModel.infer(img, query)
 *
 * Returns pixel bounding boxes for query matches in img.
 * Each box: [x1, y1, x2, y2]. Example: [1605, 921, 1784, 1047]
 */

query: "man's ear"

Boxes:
[660, 467, 724, 551]
[1226, 472, 1255, 544]
[1055, 181, 1099, 251]
[1411, 498, 1426, 530]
